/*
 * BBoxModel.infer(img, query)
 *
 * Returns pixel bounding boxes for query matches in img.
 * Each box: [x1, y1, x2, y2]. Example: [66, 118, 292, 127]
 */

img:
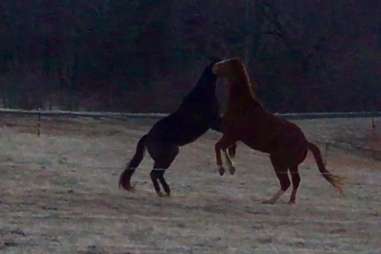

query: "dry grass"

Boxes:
[0, 115, 380, 253]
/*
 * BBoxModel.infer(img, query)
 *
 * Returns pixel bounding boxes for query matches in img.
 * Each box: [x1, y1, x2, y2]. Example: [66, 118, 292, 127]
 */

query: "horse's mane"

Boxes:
[180, 61, 217, 108]
[229, 58, 260, 105]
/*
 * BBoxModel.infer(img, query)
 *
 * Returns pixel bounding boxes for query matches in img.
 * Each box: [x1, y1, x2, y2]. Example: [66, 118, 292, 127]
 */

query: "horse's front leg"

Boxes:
[215, 136, 236, 176]
[215, 140, 225, 176]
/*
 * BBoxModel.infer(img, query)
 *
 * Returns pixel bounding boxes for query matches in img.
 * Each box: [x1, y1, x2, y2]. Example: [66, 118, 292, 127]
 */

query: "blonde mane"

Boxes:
[230, 59, 258, 102]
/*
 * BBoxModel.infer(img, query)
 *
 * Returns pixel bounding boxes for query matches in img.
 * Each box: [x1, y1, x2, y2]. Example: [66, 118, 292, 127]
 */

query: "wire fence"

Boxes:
[0, 108, 380, 120]
[1, 108, 380, 161]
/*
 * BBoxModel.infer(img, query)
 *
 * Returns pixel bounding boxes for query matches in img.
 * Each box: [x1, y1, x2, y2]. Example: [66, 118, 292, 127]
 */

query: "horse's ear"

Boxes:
[208, 56, 222, 63]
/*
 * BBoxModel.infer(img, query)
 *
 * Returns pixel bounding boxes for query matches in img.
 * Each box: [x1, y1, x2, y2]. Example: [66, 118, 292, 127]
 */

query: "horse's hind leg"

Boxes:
[149, 144, 179, 197]
[152, 160, 175, 197]
[223, 148, 235, 175]
[150, 169, 163, 196]
[158, 171, 171, 196]
[150, 168, 172, 197]
[288, 166, 301, 204]
[263, 157, 290, 204]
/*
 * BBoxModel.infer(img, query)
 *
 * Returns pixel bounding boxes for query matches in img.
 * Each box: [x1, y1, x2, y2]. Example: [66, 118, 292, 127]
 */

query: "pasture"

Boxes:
[0, 115, 380, 253]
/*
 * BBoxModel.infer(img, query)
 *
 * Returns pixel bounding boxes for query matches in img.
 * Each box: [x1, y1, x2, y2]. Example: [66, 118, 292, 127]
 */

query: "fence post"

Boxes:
[37, 108, 41, 136]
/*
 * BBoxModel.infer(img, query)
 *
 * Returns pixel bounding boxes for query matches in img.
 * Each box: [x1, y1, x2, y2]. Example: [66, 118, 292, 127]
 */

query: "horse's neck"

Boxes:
[188, 70, 216, 95]
[226, 79, 261, 113]
[178, 83, 217, 115]
[184, 83, 215, 104]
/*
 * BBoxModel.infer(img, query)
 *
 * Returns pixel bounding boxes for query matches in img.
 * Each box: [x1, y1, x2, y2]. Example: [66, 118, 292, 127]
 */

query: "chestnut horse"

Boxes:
[212, 58, 343, 204]
[119, 59, 235, 197]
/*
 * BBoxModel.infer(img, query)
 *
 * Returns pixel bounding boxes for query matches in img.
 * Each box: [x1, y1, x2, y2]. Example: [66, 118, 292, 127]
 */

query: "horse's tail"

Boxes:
[308, 142, 344, 194]
[119, 135, 148, 191]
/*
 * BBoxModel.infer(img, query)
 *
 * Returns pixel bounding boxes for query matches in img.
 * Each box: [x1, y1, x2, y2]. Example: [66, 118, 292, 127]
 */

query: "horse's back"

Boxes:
[147, 111, 211, 146]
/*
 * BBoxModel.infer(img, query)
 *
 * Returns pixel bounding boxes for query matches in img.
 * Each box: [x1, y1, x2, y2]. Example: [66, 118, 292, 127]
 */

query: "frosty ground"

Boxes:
[0, 115, 380, 254]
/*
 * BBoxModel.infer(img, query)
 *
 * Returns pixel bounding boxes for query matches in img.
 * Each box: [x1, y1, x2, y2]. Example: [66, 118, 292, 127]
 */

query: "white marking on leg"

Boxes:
[152, 168, 166, 172]
[223, 150, 232, 166]
[223, 150, 235, 174]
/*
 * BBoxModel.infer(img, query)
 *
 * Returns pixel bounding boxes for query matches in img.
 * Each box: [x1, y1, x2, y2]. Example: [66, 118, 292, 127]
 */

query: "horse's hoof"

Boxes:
[120, 184, 135, 192]
[229, 166, 236, 175]
[158, 192, 170, 198]
[288, 200, 296, 205]
[218, 167, 225, 176]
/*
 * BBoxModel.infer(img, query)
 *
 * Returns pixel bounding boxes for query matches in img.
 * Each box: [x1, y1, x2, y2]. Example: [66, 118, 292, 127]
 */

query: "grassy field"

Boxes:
[0, 115, 380, 254]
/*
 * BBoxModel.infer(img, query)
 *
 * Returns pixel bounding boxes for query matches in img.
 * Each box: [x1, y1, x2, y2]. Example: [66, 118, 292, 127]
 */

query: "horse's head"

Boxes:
[204, 57, 222, 74]
[212, 57, 259, 103]
[196, 58, 222, 86]
[212, 58, 247, 80]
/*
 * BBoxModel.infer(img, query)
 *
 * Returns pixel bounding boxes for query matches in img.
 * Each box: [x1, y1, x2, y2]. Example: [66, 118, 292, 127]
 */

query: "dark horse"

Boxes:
[119, 59, 235, 196]
[212, 58, 343, 204]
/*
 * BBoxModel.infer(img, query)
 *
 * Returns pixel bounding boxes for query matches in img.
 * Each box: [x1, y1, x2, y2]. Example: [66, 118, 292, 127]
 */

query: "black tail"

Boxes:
[119, 135, 147, 191]
[308, 142, 344, 194]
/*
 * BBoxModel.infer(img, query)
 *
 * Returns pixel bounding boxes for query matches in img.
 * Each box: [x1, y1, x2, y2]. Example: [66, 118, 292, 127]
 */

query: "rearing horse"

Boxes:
[212, 58, 343, 204]
[119, 59, 235, 196]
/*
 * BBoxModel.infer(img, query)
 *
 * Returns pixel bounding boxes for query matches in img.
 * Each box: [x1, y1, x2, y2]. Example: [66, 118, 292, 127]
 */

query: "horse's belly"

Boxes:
[241, 135, 273, 153]
[176, 127, 209, 146]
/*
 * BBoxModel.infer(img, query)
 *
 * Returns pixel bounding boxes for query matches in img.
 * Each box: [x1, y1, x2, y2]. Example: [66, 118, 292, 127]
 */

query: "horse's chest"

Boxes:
[226, 117, 276, 148]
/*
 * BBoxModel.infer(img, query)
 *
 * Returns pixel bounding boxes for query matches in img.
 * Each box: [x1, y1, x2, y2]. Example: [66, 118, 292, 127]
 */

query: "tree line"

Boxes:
[0, 0, 379, 112]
